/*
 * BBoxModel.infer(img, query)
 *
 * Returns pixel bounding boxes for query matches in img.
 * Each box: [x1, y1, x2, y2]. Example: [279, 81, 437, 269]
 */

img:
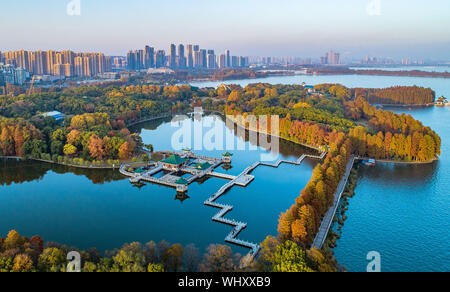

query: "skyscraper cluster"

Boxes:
[320, 50, 340, 65]
[0, 63, 27, 85]
[127, 44, 248, 71]
[0, 50, 112, 78]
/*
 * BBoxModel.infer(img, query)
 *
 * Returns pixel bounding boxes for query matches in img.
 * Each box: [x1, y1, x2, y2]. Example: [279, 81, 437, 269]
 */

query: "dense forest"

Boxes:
[0, 112, 141, 165]
[0, 84, 197, 165]
[0, 230, 333, 272]
[345, 97, 441, 161]
[355, 86, 436, 105]
[207, 83, 441, 163]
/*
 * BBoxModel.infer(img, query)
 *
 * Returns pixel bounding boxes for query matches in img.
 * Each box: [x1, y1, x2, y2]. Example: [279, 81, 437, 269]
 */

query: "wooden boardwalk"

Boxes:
[311, 156, 356, 250]
[120, 150, 330, 262]
[120, 152, 222, 190]
[205, 151, 328, 262]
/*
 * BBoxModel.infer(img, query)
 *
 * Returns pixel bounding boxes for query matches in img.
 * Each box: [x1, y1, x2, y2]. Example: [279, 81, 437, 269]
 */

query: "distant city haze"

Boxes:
[0, 0, 449, 60]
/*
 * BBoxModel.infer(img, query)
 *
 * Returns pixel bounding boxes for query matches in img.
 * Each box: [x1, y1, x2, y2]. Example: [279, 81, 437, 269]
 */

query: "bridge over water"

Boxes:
[204, 151, 328, 262]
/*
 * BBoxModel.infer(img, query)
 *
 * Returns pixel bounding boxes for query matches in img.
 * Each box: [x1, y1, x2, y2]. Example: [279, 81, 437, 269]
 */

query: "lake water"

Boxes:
[191, 73, 450, 272]
[0, 115, 317, 255]
[1, 71, 449, 271]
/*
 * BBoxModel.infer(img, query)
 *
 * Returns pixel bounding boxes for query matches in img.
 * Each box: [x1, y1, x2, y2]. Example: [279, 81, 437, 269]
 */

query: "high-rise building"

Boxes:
[218, 54, 226, 69]
[328, 51, 340, 65]
[225, 50, 231, 68]
[14, 67, 27, 85]
[200, 49, 207, 68]
[194, 50, 201, 68]
[74, 56, 84, 77]
[155, 50, 166, 68]
[238, 56, 247, 68]
[127, 50, 137, 70]
[145, 46, 155, 68]
[169, 44, 177, 68]
[187, 45, 194, 68]
[231, 56, 239, 68]
[178, 44, 186, 69]
[322, 51, 340, 65]
[207, 50, 216, 69]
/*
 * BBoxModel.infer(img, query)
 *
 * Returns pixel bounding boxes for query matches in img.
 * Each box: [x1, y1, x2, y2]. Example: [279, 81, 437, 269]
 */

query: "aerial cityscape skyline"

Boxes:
[1, 0, 449, 60]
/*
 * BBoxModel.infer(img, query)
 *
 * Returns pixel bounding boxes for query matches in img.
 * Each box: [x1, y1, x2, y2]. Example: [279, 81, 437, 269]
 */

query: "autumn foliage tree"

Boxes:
[118, 142, 133, 160]
[88, 135, 106, 160]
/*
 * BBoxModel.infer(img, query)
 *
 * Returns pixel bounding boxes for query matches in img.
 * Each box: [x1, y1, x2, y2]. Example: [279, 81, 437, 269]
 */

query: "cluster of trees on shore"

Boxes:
[0, 117, 42, 157]
[0, 84, 203, 164]
[0, 112, 140, 164]
[280, 114, 330, 148]
[0, 230, 329, 272]
[0, 84, 190, 122]
[278, 132, 353, 250]
[345, 97, 441, 161]
[355, 86, 436, 105]
[54, 113, 139, 162]
[219, 83, 355, 132]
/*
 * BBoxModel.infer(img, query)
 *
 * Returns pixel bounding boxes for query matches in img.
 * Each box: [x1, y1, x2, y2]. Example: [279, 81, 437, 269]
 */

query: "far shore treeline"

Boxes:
[0, 82, 442, 272]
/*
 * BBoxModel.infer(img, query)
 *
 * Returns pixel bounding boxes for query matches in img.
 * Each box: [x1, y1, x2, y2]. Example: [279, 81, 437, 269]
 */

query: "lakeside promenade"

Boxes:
[312, 155, 356, 250]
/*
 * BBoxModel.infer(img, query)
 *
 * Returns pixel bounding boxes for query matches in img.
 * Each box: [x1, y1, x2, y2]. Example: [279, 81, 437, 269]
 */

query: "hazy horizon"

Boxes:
[1, 0, 449, 60]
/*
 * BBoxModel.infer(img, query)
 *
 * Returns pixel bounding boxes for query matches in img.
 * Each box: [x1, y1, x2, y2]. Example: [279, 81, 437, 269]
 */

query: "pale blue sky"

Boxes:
[1, 0, 449, 59]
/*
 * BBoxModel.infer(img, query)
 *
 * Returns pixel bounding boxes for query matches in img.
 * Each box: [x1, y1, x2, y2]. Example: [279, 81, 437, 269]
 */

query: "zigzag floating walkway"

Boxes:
[205, 151, 328, 262]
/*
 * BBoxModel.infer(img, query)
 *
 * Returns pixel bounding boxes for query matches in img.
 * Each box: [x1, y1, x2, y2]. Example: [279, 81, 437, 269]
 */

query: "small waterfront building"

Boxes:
[160, 154, 189, 171]
[182, 148, 194, 157]
[194, 162, 212, 171]
[303, 85, 315, 94]
[436, 96, 448, 105]
[175, 177, 189, 193]
[222, 152, 233, 163]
